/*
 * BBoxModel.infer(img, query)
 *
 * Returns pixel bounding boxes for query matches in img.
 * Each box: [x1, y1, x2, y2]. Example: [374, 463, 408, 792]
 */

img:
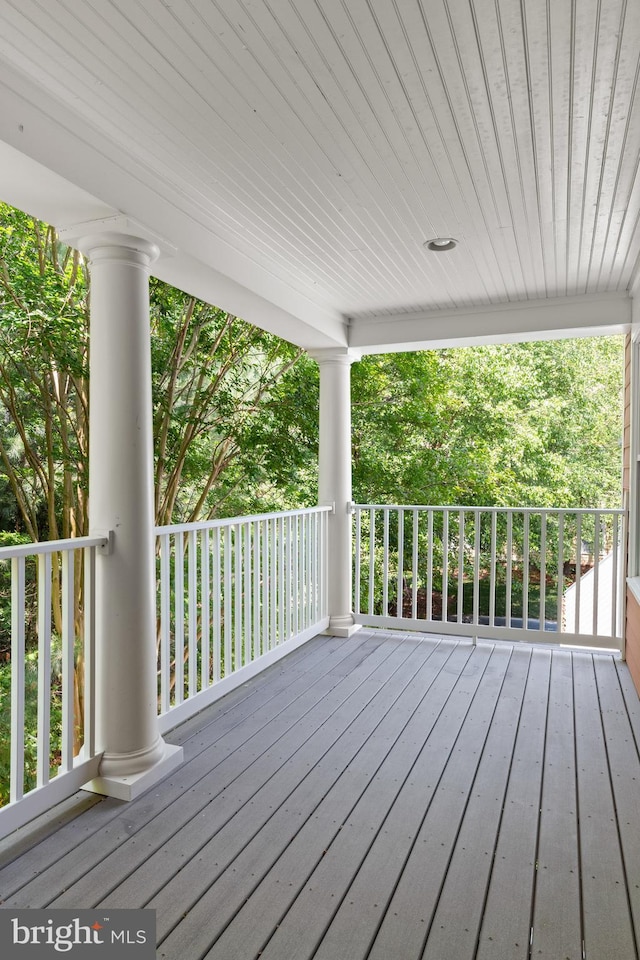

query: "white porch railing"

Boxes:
[353, 504, 627, 651]
[155, 506, 330, 731]
[0, 506, 329, 836]
[0, 535, 108, 836]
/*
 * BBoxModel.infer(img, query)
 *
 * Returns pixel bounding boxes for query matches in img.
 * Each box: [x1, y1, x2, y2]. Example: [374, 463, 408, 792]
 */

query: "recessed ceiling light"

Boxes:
[424, 237, 458, 252]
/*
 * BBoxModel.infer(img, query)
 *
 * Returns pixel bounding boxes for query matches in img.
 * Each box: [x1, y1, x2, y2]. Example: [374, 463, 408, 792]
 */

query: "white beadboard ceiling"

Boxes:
[0, 0, 638, 350]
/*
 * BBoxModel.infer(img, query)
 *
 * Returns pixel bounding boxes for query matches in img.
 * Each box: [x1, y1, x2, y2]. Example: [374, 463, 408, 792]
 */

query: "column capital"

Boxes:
[58, 214, 176, 265]
[308, 347, 361, 366]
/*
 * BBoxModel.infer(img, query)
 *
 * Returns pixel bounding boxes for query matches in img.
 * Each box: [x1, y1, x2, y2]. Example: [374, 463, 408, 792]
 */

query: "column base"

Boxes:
[82, 742, 184, 802]
[324, 615, 362, 638]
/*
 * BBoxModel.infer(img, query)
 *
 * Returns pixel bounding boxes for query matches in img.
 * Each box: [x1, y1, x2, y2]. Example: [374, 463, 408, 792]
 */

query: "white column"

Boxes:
[629, 323, 640, 580]
[62, 223, 182, 799]
[313, 348, 361, 637]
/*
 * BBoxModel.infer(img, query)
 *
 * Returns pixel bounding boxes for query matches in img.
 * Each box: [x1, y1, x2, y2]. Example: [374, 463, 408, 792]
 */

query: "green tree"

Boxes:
[0, 202, 309, 784]
[149, 279, 303, 524]
[0, 204, 88, 544]
[350, 340, 624, 509]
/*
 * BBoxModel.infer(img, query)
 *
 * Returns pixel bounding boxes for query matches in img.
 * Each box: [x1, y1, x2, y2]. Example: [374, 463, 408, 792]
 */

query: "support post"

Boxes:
[60, 220, 183, 799]
[312, 348, 361, 637]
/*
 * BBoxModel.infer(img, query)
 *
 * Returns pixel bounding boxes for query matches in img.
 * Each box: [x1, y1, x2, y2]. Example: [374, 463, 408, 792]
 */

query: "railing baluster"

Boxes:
[473, 510, 481, 626]
[242, 521, 251, 657]
[188, 530, 198, 697]
[383, 508, 390, 616]
[213, 528, 221, 682]
[489, 510, 497, 627]
[539, 512, 547, 633]
[612, 513, 620, 638]
[442, 510, 449, 623]
[324, 510, 329, 618]
[277, 517, 285, 640]
[354, 506, 361, 616]
[575, 513, 582, 635]
[261, 518, 269, 652]
[83, 547, 96, 761]
[312, 511, 318, 626]
[308, 513, 314, 627]
[286, 515, 292, 639]
[457, 510, 465, 626]
[242, 523, 251, 663]
[160, 534, 171, 712]
[37, 553, 52, 787]
[427, 509, 433, 621]
[253, 520, 261, 659]
[522, 512, 530, 629]
[557, 512, 565, 637]
[368, 508, 376, 617]
[61, 549, 74, 774]
[202, 529, 210, 690]
[174, 533, 184, 703]
[234, 524, 243, 666]
[224, 524, 232, 674]
[277, 516, 284, 644]
[412, 509, 419, 620]
[506, 512, 513, 629]
[298, 515, 305, 633]
[10, 557, 26, 803]
[397, 507, 404, 619]
[306, 512, 313, 628]
[593, 512, 600, 636]
[292, 515, 299, 638]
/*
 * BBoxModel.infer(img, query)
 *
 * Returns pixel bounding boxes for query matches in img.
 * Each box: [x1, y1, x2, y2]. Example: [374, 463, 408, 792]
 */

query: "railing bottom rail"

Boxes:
[355, 614, 622, 652]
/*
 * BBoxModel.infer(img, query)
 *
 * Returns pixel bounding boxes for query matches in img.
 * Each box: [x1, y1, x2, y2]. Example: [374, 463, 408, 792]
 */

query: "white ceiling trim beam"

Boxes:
[349, 292, 631, 355]
[0, 72, 347, 350]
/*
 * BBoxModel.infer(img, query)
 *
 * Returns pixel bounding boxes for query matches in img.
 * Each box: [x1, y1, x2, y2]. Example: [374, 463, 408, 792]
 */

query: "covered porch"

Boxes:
[2, 627, 639, 960]
[1, 2, 640, 955]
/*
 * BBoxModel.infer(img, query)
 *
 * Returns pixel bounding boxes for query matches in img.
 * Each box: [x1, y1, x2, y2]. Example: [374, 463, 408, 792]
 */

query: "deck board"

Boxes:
[573, 653, 636, 959]
[155, 635, 442, 955]
[309, 641, 479, 960]
[594, 655, 640, 946]
[475, 648, 551, 960]
[50, 631, 406, 909]
[366, 644, 512, 960]
[1, 630, 639, 960]
[211, 639, 463, 960]
[0, 632, 346, 897]
[1, 632, 369, 905]
[258, 640, 472, 960]
[530, 649, 582, 960]
[420, 646, 533, 960]
[113, 632, 424, 922]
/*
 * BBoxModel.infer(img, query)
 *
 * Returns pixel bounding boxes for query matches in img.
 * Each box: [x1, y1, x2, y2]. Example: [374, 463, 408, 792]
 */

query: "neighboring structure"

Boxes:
[562, 551, 623, 641]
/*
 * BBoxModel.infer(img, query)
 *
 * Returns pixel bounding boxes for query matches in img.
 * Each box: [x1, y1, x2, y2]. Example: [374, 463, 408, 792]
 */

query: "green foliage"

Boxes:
[0, 202, 89, 543]
[148, 277, 307, 522]
[351, 340, 624, 508]
[230, 354, 320, 511]
[0, 532, 36, 659]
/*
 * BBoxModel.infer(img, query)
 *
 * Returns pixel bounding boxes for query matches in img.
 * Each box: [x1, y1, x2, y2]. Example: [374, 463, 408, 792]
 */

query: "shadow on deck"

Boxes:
[1, 629, 639, 960]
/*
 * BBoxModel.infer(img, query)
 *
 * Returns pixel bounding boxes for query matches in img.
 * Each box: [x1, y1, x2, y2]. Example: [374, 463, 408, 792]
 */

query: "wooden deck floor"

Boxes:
[1, 629, 640, 960]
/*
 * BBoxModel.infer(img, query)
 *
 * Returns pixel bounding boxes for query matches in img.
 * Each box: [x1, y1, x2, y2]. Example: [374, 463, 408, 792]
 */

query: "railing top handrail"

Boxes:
[0, 534, 110, 561]
[157, 505, 332, 536]
[354, 503, 626, 515]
